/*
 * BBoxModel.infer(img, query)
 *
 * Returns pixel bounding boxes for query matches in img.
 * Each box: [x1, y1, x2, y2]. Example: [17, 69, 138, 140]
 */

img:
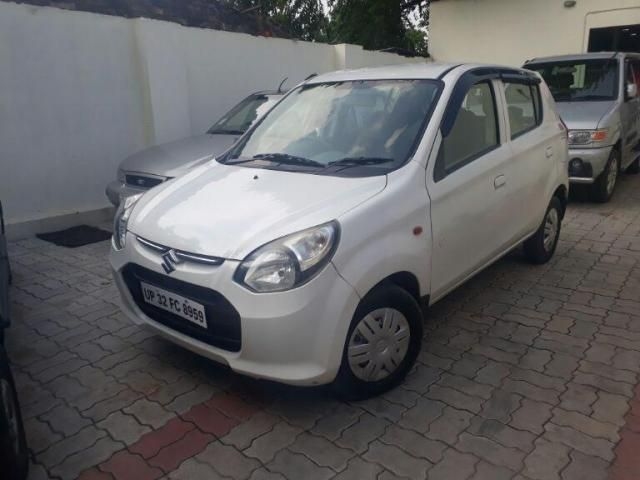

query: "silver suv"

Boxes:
[525, 52, 640, 202]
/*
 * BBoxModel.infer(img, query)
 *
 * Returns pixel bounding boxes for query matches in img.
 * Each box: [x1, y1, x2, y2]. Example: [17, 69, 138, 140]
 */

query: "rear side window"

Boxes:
[504, 83, 542, 139]
[439, 82, 499, 174]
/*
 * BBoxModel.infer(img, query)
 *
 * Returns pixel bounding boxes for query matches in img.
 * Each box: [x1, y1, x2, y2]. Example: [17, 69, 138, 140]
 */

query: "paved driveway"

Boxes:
[6, 174, 640, 480]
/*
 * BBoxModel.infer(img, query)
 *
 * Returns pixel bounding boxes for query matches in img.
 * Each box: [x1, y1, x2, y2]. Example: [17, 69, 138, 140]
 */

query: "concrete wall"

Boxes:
[0, 2, 423, 233]
[430, 0, 640, 66]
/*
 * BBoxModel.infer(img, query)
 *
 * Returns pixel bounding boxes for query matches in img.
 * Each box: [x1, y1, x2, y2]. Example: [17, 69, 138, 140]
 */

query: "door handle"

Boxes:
[494, 174, 506, 189]
[545, 146, 554, 158]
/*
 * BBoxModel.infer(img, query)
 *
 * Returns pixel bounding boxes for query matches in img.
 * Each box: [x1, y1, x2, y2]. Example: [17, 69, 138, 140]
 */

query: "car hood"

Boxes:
[120, 134, 240, 178]
[555, 101, 616, 130]
[128, 164, 387, 259]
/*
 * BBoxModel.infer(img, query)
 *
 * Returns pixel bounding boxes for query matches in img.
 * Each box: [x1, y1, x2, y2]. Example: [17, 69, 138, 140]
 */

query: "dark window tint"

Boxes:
[439, 82, 499, 174]
[208, 95, 276, 135]
[528, 59, 619, 102]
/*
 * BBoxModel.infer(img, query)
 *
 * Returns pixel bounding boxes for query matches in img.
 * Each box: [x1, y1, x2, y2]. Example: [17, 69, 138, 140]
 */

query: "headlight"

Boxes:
[112, 193, 143, 251]
[234, 221, 339, 293]
[568, 129, 608, 146]
[117, 169, 126, 183]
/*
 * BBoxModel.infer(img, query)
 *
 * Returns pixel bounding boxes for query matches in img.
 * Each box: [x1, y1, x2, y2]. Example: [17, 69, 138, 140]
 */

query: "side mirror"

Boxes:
[627, 83, 638, 99]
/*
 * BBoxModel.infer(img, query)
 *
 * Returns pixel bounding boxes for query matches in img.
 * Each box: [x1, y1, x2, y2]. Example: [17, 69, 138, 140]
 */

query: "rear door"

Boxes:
[500, 79, 555, 238]
[428, 78, 516, 301]
[0, 202, 9, 328]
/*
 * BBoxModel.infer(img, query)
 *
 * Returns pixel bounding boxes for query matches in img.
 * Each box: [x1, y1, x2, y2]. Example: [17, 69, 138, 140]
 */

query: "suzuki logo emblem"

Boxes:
[161, 250, 180, 274]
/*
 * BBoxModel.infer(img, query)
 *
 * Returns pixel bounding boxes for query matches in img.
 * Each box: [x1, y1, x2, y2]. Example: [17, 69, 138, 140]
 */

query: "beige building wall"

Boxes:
[430, 0, 640, 66]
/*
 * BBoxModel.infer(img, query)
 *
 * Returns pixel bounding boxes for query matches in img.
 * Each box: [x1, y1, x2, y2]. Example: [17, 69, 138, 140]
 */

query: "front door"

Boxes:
[428, 80, 515, 301]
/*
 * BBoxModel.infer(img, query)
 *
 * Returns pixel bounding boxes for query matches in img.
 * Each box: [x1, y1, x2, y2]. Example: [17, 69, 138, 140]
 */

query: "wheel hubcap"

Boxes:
[607, 159, 618, 195]
[0, 379, 21, 457]
[543, 208, 559, 252]
[347, 308, 410, 382]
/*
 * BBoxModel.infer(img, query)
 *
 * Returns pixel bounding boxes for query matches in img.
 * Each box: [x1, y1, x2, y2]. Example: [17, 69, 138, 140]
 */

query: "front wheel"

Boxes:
[334, 285, 423, 400]
[590, 150, 619, 203]
[523, 196, 562, 265]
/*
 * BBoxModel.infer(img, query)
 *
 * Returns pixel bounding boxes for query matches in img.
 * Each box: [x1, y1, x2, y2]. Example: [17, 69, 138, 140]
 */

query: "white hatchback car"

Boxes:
[110, 64, 569, 398]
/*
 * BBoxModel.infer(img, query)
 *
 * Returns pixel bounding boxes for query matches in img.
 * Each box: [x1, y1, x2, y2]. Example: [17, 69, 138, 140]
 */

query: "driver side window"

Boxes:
[438, 82, 500, 176]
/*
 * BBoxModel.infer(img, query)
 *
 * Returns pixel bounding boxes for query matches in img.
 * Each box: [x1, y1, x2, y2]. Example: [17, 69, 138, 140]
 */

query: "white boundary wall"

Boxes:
[0, 2, 424, 233]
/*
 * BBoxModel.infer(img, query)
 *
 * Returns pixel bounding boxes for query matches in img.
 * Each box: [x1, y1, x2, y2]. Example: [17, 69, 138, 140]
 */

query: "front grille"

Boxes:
[136, 237, 224, 266]
[125, 174, 164, 189]
[122, 264, 241, 352]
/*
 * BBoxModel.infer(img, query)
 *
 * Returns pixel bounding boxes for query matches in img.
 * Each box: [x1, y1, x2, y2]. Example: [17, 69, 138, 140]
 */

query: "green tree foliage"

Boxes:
[328, 0, 406, 51]
[329, 0, 430, 56]
[228, 0, 328, 41]
[225, 0, 430, 55]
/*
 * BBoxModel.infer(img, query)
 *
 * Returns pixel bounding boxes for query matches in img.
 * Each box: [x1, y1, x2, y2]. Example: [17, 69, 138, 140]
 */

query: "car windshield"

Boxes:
[527, 59, 619, 102]
[221, 79, 441, 176]
[208, 94, 279, 135]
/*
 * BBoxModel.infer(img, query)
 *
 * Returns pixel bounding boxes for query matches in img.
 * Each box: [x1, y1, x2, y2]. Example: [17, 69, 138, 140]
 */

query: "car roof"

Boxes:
[306, 63, 535, 83]
[525, 52, 640, 65]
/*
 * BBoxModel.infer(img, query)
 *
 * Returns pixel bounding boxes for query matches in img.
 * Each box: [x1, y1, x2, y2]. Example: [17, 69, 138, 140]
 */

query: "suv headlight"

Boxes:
[234, 221, 339, 293]
[568, 129, 608, 146]
[112, 193, 143, 251]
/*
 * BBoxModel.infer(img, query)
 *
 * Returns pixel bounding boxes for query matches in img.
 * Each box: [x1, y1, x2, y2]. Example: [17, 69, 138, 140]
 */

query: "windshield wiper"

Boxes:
[572, 95, 613, 101]
[225, 153, 325, 168]
[327, 157, 395, 168]
[208, 129, 245, 135]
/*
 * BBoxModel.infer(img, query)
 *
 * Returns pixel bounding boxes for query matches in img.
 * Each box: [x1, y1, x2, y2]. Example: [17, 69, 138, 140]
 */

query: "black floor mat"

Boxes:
[37, 225, 112, 248]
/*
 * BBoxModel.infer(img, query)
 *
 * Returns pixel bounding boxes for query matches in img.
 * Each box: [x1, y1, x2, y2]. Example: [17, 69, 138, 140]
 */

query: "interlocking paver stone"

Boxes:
[332, 457, 383, 480]
[425, 406, 473, 445]
[380, 424, 446, 463]
[336, 413, 390, 453]
[244, 422, 302, 463]
[523, 438, 571, 480]
[97, 411, 152, 445]
[426, 448, 477, 480]
[288, 432, 354, 471]
[267, 450, 334, 480]
[363, 440, 431, 479]
[196, 441, 261, 480]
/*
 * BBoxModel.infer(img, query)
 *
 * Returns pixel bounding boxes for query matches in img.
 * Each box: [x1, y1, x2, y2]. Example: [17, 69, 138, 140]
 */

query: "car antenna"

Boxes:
[278, 77, 288, 93]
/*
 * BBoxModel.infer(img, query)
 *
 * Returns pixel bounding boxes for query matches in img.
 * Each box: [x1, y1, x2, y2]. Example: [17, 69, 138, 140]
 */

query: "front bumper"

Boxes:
[567, 146, 612, 184]
[105, 181, 146, 207]
[109, 234, 361, 386]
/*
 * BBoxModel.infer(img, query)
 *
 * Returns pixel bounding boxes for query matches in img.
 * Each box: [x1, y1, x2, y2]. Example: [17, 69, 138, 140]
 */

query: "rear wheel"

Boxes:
[334, 285, 423, 400]
[523, 196, 562, 265]
[590, 149, 619, 203]
[0, 346, 28, 480]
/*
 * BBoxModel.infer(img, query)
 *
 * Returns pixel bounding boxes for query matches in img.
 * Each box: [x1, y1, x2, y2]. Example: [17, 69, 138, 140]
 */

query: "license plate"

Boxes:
[140, 281, 207, 329]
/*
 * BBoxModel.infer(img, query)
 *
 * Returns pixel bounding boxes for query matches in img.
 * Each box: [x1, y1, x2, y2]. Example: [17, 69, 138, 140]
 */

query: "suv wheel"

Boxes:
[524, 196, 562, 265]
[0, 347, 28, 480]
[334, 284, 423, 399]
[590, 150, 620, 203]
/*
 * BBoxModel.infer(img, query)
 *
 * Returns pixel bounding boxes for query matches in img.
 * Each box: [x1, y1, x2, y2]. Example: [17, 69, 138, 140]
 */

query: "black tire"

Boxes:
[590, 149, 620, 203]
[627, 156, 640, 174]
[0, 346, 28, 480]
[523, 196, 562, 265]
[333, 284, 423, 400]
